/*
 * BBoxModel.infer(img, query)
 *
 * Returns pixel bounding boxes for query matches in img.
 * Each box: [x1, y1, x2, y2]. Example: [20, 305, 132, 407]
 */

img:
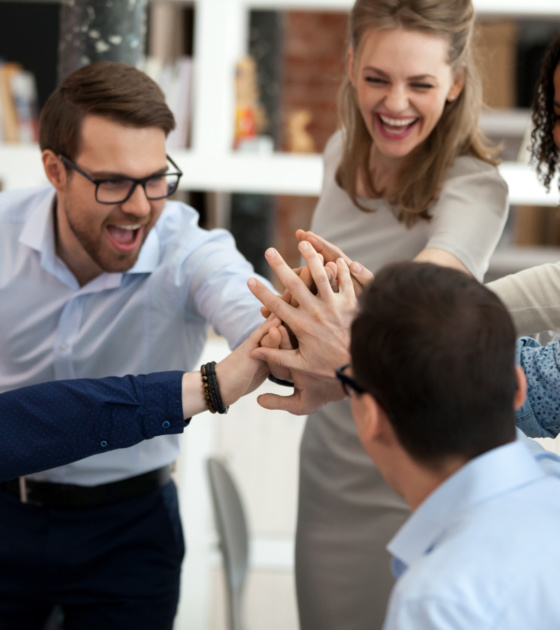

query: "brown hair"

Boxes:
[39, 61, 175, 159]
[351, 261, 516, 468]
[531, 31, 560, 197]
[337, 0, 499, 226]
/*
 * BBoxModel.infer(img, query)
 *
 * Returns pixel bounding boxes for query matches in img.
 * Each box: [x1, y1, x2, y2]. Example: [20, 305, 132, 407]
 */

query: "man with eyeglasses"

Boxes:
[0, 61, 272, 628]
[249, 248, 560, 629]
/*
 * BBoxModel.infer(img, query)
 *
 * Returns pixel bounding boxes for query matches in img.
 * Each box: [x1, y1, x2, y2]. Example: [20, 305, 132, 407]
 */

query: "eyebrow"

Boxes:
[363, 67, 438, 81]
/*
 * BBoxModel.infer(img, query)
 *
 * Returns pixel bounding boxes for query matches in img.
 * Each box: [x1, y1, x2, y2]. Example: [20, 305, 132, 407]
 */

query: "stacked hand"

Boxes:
[295, 229, 374, 292]
[247, 239, 360, 415]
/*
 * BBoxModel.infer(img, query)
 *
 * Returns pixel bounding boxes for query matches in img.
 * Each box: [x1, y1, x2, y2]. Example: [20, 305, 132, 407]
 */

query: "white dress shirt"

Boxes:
[0, 186, 268, 485]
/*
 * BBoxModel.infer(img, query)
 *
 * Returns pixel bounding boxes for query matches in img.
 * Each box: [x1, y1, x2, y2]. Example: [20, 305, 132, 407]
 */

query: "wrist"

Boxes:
[201, 361, 229, 414]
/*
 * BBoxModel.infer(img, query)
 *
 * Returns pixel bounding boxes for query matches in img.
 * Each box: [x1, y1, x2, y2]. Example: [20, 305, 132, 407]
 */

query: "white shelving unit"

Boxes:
[1, 0, 560, 204]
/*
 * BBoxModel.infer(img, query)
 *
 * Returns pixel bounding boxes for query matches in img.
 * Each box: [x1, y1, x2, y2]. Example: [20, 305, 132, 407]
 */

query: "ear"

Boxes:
[513, 364, 527, 411]
[352, 391, 393, 456]
[447, 64, 466, 103]
[347, 47, 356, 87]
[42, 150, 68, 191]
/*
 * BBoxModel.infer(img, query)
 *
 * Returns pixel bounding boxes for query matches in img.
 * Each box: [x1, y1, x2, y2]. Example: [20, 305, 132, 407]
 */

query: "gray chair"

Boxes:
[207, 457, 249, 630]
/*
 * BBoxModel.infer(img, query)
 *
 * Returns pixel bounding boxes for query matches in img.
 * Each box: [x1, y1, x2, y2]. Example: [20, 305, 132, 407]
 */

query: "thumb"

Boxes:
[257, 392, 307, 416]
[251, 346, 299, 369]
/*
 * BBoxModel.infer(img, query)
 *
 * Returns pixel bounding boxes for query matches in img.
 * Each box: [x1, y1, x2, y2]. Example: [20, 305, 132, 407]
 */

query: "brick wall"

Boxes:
[274, 11, 347, 270]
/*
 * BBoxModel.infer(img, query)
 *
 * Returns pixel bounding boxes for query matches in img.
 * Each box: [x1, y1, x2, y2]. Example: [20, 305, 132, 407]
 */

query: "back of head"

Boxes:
[39, 61, 175, 160]
[338, 0, 497, 223]
[350, 262, 517, 469]
[531, 31, 560, 194]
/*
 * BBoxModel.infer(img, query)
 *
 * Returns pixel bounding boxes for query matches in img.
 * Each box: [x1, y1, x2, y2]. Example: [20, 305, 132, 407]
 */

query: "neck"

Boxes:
[367, 145, 404, 197]
[400, 456, 467, 511]
[54, 200, 103, 287]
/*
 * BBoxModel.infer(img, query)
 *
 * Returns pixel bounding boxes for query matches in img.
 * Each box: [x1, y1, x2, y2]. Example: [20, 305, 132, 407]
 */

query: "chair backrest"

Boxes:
[207, 457, 249, 630]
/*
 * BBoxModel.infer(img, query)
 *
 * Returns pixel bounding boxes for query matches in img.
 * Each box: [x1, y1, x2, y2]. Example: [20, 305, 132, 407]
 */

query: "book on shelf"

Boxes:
[141, 56, 194, 150]
[0, 61, 39, 144]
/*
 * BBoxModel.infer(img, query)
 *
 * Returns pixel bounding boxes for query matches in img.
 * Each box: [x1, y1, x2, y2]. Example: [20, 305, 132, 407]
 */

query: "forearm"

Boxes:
[488, 262, 560, 336]
[0, 372, 186, 481]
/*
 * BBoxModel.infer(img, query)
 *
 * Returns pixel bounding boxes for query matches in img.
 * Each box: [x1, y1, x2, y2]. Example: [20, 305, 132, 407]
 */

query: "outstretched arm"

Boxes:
[0, 317, 280, 481]
[247, 241, 357, 414]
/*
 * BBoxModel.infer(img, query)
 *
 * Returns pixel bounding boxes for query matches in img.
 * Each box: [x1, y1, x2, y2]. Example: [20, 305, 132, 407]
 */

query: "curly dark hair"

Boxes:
[531, 31, 560, 193]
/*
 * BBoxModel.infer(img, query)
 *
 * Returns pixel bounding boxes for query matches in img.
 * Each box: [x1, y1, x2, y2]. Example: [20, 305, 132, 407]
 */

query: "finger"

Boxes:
[278, 325, 293, 350]
[257, 392, 307, 416]
[244, 315, 282, 351]
[248, 277, 297, 323]
[325, 262, 339, 292]
[250, 345, 302, 371]
[297, 231, 352, 265]
[298, 241, 334, 301]
[260, 326, 282, 349]
[297, 264, 317, 296]
[259, 249, 319, 312]
[336, 258, 355, 296]
[349, 261, 374, 290]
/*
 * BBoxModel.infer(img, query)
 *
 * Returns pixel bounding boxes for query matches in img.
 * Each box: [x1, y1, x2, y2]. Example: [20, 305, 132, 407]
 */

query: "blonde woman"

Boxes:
[292, 1, 509, 629]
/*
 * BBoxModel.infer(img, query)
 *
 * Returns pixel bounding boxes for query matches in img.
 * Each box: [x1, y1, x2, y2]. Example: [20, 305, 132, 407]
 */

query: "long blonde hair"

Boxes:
[336, 0, 499, 226]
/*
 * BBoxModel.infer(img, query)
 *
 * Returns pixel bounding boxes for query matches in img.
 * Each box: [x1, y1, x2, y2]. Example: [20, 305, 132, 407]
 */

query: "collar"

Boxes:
[387, 440, 547, 579]
[18, 187, 161, 290]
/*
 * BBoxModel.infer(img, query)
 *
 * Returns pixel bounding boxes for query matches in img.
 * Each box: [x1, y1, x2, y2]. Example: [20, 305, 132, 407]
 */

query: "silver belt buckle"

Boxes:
[18, 477, 28, 504]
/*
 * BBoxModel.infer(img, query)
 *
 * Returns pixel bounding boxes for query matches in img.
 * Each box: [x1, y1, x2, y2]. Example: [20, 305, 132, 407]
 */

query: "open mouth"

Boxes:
[375, 114, 418, 139]
[105, 224, 143, 253]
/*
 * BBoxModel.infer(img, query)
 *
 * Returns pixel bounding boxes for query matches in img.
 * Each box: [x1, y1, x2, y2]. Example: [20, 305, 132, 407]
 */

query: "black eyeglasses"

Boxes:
[58, 154, 183, 204]
[335, 364, 366, 396]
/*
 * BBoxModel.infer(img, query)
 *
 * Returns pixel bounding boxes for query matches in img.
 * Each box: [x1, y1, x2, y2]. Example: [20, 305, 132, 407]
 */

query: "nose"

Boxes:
[384, 84, 409, 113]
[120, 182, 151, 217]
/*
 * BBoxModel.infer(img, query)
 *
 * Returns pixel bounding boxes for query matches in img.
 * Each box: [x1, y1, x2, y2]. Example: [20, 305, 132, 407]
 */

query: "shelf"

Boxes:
[2, 143, 558, 205]
[156, 0, 560, 17]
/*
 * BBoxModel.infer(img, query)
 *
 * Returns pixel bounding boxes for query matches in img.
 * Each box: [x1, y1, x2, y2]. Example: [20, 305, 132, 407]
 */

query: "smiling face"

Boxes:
[553, 62, 560, 151]
[349, 27, 463, 170]
[44, 115, 168, 285]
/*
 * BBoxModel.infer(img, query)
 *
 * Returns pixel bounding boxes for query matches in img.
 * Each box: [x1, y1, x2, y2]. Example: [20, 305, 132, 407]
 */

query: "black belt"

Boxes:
[0, 466, 172, 509]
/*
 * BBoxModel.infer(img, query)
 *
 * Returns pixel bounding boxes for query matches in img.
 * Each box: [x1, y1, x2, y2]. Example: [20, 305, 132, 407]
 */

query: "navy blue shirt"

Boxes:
[0, 371, 186, 481]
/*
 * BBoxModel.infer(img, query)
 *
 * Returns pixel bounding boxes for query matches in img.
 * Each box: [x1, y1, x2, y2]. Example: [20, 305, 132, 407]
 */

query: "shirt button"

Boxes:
[100, 440, 108, 448]
[162, 421, 171, 429]
[59, 344, 68, 351]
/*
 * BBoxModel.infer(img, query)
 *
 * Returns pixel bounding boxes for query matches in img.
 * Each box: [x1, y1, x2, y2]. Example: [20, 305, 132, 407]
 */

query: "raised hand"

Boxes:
[296, 229, 374, 293]
[247, 241, 358, 414]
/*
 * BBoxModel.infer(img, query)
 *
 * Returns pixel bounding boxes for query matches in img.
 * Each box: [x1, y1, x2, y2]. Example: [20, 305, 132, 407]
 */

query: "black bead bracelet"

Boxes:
[201, 361, 229, 414]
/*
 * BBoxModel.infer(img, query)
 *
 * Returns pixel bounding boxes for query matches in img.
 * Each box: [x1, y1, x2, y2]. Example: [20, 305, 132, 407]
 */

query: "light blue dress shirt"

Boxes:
[0, 186, 268, 485]
[384, 439, 560, 629]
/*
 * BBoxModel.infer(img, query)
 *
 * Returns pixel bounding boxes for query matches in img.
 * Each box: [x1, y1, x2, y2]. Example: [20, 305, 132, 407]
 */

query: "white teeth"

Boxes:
[113, 225, 141, 230]
[379, 114, 416, 127]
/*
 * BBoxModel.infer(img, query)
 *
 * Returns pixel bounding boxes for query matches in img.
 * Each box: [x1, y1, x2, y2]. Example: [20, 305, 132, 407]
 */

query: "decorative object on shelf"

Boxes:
[233, 56, 269, 151]
[0, 62, 39, 144]
[285, 109, 316, 154]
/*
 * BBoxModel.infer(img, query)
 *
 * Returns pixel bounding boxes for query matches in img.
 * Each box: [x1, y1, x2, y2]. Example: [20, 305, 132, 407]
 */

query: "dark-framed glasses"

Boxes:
[58, 154, 183, 204]
[335, 364, 366, 396]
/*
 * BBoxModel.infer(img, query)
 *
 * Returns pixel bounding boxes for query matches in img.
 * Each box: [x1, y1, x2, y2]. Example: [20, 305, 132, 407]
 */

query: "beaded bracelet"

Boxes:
[201, 361, 229, 414]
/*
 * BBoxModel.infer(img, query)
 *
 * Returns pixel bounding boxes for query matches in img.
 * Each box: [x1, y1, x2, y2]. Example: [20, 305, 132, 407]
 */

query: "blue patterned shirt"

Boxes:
[516, 336, 560, 438]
